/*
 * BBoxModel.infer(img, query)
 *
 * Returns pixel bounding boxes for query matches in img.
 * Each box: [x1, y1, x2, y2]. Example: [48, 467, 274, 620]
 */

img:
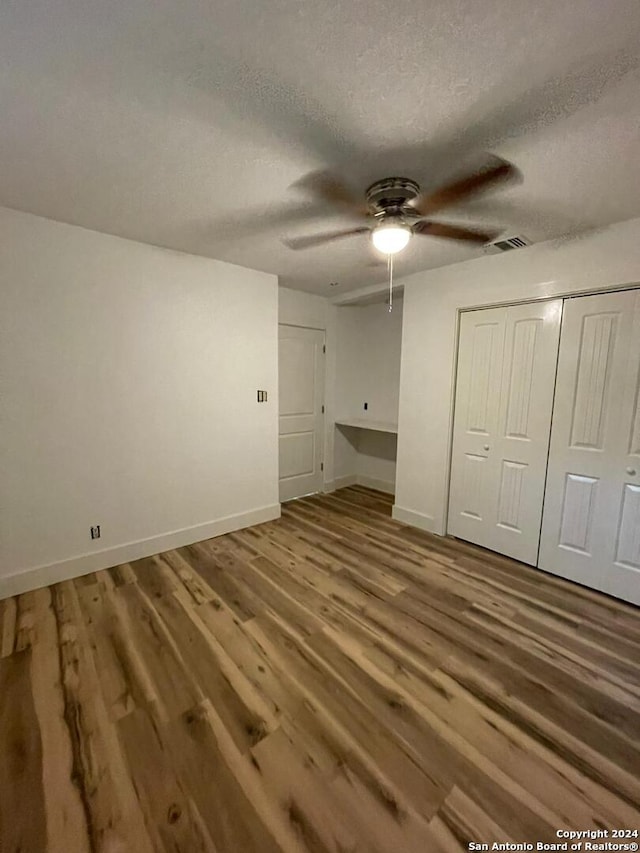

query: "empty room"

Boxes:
[1, 1, 639, 850]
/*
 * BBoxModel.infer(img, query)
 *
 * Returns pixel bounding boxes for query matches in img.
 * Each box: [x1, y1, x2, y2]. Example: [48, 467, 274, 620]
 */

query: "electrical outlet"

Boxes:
[90, 525, 101, 540]
[257, 390, 268, 402]
[364, 402, 368, 411]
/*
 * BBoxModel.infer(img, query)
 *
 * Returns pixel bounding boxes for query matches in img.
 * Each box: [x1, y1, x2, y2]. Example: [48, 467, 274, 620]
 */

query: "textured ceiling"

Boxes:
[1, 0, 640, 294]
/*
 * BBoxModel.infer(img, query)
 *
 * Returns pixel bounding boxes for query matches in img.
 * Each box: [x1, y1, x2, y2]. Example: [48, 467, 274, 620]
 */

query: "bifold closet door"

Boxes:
[539, 289, 640, 605]
[448, 300, 562, 564]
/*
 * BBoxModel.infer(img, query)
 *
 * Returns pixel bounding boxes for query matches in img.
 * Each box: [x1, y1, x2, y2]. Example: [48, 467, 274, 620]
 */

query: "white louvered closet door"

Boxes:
[539, 289, 640, 605]
[448, 300, 562, 565]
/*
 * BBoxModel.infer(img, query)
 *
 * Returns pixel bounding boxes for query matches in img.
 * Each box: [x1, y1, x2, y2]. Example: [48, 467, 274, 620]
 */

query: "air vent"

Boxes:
[485, 235, 532, 254]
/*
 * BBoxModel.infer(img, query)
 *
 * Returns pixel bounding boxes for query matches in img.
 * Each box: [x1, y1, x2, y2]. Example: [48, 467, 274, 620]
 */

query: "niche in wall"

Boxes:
[337, 427, 398, 494]
[333, 293, 403, 494]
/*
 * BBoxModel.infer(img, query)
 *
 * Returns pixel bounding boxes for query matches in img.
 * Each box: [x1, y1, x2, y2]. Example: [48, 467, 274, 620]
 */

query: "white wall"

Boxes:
[278, 286, 330, 331]
[354, 431, 398, 493]
[0, 207, 279, 597]
[332, 306, 360, 486]
[335, 299, 403, 424]
[394, 218, 640, 534]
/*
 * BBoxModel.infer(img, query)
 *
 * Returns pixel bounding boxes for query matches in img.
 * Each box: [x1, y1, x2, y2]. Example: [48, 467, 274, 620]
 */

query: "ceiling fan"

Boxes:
[283, 157, 519, 255]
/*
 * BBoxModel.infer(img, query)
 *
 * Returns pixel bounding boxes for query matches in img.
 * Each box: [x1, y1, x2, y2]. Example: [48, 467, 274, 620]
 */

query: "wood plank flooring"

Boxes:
[1, 486, 639, 852]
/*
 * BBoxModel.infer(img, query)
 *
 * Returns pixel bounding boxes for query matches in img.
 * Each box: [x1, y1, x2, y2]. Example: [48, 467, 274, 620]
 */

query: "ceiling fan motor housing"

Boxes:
[365, 177, 420, 216]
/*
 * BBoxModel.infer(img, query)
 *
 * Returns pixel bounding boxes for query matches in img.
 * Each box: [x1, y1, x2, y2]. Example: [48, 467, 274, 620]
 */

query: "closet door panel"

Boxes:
[616, 484, 640, 569]
[490, 300, 562, 562]
[448, 308, 506, 539]
[448, 300, 562, 564]
[539, 289, 640, 605]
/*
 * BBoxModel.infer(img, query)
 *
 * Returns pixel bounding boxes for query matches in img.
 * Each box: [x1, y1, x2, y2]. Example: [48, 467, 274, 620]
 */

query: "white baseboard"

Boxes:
[0, 503, 281, 600]
[356, 475, 395, 495]
[325, 474, 357, 492]
[392, 505, 438, 534]
[324, 474, 395, 495]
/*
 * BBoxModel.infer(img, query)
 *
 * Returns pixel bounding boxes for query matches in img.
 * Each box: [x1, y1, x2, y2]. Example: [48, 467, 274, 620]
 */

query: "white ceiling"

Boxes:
[1, 0, 639, 295]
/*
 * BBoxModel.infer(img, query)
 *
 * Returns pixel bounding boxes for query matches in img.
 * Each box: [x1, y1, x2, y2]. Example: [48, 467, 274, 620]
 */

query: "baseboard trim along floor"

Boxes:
[0, 503, 281, 600]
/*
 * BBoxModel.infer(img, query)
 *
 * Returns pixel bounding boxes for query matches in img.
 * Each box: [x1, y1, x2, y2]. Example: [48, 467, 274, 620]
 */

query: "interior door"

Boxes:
[539, 289, 640, 605]
[448, 300, 562, 564]
[278, 325, 325, 502]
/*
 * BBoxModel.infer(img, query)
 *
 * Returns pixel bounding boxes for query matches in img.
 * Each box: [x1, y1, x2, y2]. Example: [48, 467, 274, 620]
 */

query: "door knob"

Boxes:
[483, 445, 490, 451]
[627, 467, 637, 476]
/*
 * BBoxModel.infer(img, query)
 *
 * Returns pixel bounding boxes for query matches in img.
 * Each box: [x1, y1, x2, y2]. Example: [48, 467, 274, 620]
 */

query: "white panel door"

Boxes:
[448, 300, 562, 564]
[279, 325, 325, 502]
[539, 289, 640, 605]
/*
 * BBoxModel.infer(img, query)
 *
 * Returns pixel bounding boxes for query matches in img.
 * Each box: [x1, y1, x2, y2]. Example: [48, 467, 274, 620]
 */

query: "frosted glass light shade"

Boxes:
[371, 223, 411, 254]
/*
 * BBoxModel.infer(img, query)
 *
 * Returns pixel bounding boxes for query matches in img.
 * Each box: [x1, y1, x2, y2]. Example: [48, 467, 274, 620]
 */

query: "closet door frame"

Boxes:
[443, 283, 640, 549]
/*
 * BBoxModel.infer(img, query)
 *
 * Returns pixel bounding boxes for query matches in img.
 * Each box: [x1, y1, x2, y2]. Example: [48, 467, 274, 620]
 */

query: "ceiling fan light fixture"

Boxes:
[371, 223, 411, 255]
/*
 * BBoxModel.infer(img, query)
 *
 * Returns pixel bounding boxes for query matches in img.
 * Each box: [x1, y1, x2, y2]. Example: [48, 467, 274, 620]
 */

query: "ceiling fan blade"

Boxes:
[204, 201, 330, 241]
[412, 158, 518, 217]
[292, 171, 369, 216]
[414, 221, 499, 244]
[283, 226, 370, 250]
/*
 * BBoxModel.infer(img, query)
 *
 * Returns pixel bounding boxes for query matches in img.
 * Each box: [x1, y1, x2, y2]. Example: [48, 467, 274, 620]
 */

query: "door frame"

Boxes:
[444, 282, 640, 539]
[278, 322, 328, 499]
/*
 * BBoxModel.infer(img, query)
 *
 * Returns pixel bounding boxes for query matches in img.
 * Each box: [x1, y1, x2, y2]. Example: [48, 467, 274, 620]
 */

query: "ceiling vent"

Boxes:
[485, 235, 532, 254]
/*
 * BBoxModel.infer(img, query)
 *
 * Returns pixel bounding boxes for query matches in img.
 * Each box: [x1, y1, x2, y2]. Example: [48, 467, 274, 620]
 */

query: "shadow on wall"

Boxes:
[337, 426, 398, 459]
[355, 430, 397, 461]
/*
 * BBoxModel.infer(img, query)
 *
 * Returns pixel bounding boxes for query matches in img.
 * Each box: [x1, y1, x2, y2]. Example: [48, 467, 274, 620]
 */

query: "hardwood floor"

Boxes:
[1, 486, 639, 852]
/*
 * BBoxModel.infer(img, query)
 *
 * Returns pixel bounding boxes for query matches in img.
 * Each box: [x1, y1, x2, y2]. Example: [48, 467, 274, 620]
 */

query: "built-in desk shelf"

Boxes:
[334, 418, 398, 435]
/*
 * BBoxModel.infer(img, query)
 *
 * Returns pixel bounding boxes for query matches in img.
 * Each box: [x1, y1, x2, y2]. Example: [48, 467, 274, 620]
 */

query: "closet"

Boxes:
[448, 287, 640, 605]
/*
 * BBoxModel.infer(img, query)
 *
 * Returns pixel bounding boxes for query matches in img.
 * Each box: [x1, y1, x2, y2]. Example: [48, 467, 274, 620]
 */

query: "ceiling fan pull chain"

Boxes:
[388, 253, 393, 313]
